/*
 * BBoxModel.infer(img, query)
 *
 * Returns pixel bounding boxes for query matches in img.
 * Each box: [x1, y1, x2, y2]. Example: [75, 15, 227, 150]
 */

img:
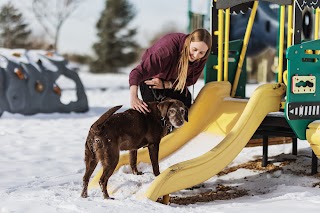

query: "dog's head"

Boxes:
[157, 98, 188, 128]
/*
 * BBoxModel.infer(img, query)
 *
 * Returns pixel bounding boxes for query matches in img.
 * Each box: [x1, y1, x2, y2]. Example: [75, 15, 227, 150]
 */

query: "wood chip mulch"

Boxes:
[159, 158, 300, 205]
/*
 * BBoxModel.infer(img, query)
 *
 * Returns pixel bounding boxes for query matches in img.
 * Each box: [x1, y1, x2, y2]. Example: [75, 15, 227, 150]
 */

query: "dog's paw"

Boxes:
[132, 171, 143, 175]
[132, 170, 143, 175]
[104, 195, 115, 200]
[129, 167, 144, 175]
[81, 191, 88, 198]
[136, 171, 143, 175]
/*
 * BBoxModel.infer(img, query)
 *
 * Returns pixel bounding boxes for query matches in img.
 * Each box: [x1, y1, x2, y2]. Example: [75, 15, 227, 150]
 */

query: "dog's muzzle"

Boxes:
[170, 117, 185, 128]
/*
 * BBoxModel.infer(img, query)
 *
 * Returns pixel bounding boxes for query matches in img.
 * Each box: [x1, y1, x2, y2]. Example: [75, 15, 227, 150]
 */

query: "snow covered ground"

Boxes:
[1, 69, 320, 213]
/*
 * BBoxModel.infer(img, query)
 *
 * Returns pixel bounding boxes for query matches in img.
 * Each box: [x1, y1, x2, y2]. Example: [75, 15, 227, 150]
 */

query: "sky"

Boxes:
[0, 0, 211, 55]
[61, 0, 210, 54]
[58, 0, 190, 54]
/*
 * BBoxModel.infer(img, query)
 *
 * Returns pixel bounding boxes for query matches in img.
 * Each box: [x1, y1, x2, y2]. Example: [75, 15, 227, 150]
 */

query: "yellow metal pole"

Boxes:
[287, 5, 293, 48]
[224, 8, 230, 81]
[277, 5, 285, 83]
[315, 9, 320, 39]
[217, 9, 224, 81]
[283, 4, 293, 86]
[231, 1, 258, 97]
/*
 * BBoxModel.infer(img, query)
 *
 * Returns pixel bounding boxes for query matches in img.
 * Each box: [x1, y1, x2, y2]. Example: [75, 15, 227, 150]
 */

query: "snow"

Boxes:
[1, 69, 320, 213]
[0, 48, 65, 72]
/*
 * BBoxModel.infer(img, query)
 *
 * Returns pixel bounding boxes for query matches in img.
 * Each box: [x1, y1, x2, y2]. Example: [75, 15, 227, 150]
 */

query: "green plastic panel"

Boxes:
[285, 39, 320, 139]
[204, 39, 246, 98]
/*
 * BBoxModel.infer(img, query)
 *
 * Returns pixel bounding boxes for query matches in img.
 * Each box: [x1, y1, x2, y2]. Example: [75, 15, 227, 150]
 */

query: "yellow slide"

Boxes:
[306, 122, 320, 158]
[145, 82, 286, 202]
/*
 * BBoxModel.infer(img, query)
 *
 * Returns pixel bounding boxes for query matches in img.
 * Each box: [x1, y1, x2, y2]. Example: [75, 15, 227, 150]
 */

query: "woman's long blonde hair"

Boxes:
[174, 28, 212, 91]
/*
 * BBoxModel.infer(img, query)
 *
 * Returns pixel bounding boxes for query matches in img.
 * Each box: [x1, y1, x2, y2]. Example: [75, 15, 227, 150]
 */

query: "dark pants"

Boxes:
[139, 82, 192, 108]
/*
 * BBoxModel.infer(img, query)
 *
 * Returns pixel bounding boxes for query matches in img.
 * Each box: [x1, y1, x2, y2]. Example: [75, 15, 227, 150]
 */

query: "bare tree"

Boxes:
[32, 0, 83, 52]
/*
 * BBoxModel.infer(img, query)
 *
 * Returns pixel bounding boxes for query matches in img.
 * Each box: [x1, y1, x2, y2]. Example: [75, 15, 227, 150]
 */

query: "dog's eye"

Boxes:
[168, 108, 176, 115]
[180, 107, 185, 114]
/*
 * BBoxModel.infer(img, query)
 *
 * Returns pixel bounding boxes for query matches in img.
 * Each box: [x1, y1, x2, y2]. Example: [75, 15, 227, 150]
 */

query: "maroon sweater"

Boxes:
[129, 33, 207, 88]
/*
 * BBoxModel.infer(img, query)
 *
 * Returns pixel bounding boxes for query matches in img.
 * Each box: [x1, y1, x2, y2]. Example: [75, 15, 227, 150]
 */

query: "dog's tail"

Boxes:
[90, 105, 122, 133]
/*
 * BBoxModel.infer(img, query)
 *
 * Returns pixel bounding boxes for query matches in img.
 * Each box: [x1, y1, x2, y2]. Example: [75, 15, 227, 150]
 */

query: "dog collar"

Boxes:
[161, 117, 172, 131]
[161, 117, 166, 127]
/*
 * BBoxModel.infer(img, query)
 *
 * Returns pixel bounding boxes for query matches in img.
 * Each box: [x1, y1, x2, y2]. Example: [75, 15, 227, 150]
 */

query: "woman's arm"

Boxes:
[144, 78, 173, 89]
[129, 53, 172, 87]
[129, 33, 184, 87]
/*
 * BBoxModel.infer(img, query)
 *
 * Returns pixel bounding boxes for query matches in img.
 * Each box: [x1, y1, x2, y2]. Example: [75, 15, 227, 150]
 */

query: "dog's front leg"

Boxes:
[148, 143, 160, 176]
[129, 150, 143, 175]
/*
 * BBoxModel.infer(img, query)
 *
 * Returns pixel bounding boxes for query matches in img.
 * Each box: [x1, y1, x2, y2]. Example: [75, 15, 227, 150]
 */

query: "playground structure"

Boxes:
[0, 49, 88, 116]
[88, 0, 320, 204]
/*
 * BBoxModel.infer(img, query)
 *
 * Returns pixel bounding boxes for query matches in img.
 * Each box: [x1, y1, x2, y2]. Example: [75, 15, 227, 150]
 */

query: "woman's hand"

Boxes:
[144, 78, 164, 89]
[131, 96, 149, 114]
[130, 85, 149, 114]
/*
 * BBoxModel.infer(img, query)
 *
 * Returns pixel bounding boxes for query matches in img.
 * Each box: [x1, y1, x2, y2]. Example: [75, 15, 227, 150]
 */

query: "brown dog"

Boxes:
[81, 98, 188, 199]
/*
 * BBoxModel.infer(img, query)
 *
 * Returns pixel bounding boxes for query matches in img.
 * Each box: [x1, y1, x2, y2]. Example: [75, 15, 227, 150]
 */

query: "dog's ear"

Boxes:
[157, 101, 171, 118]
[184, 107, 188, 122]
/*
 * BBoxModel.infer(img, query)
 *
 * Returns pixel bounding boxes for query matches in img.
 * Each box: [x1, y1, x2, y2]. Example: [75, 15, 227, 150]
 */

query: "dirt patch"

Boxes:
[160, 158, 298, 205]
[217, 158, 294, 176]
[168, 184, 248, 205]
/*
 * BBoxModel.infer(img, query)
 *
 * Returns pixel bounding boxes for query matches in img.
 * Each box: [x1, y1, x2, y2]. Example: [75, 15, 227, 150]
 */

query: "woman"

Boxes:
[129, 28, 212, 113]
